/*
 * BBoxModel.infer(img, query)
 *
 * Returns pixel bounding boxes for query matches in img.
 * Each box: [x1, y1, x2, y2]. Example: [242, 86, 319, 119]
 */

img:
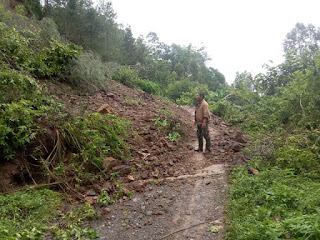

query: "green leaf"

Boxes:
[210, 226, 219, 233]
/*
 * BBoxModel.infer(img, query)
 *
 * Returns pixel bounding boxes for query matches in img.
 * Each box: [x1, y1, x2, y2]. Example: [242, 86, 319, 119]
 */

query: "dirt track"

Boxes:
[90, 105, 246, 240]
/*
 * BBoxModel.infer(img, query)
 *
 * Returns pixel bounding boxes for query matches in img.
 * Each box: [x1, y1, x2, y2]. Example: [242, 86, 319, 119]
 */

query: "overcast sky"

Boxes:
[110, 0, 320, 84]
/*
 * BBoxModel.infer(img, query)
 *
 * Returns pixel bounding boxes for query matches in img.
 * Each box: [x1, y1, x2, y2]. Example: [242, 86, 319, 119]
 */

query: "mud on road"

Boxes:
[90, 105, 249, 240]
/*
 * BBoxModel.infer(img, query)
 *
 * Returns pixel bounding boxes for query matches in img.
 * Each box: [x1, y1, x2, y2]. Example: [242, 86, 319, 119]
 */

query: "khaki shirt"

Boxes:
[195, 99, 210, 124]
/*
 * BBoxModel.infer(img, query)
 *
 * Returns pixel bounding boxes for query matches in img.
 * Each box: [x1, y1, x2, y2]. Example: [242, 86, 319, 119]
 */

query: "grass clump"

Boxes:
[0, 189, 62, 239]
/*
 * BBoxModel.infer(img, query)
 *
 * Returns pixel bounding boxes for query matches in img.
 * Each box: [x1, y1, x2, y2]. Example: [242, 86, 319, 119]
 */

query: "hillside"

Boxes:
[2, 0, 320, 239]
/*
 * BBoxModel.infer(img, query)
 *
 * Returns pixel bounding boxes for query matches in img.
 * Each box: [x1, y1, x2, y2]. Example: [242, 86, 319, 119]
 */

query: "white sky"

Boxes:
[110, 0, 320, 84]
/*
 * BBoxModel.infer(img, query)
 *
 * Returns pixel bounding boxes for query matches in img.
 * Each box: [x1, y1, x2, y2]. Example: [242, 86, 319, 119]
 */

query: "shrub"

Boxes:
[134, 78, 160, 95]
[112, 66, 160, 94]
[0, 69, 61, 159]
[166, 78, 198, 101]
[112, 66, 139, 87]
[68, 51, 107, 92]
[62, 113, 132, 168]
[31, 41, 82, 77]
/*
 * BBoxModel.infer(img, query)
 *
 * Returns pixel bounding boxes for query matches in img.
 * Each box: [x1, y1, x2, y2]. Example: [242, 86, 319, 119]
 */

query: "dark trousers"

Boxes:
[197, 123, 211, 151]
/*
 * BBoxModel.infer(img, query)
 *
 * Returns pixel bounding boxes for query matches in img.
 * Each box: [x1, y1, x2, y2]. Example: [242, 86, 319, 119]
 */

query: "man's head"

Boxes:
[197, 92, 205, 101]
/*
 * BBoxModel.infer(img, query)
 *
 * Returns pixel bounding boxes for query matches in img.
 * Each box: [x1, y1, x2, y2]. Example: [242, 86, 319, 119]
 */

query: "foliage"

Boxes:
[166, 78, 200, 101]
[68, 51, 107, 92]
[51, 203, 100, 240]
[31, 41, 81, 77]
[0, 189, 62, 239]
[225, 23, 320, 240]
[97, 182, 132, 206]
[0, 69, 62, 159]
[62, 113, 132, 168]
[112, 67, 160, 95]
[227, 166, 320, 240]
[151, 108, 184, 141]
[0, 21, 81, 78]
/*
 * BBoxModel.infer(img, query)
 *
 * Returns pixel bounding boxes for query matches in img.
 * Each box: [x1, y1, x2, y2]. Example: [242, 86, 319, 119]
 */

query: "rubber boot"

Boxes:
[194, 138, 203, 152]
[203, 140, 211, 154]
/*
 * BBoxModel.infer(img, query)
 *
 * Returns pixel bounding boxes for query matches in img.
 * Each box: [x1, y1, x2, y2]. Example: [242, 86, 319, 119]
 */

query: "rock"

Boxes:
[106, 93, 115, 98]
[153, 211, 164, 215]
[146, 211, 152, 216]
[97, 103, 116, 115]
[93, 183, 102, 191]
[134, 182, 146, 192]
[121, 187, 131, 195]
[102, 157, 121, 170]
[169, 161, 174, 166]
[234, 132, 247, 143]
[103, 181, 114, 192]
[127, 175, 135, 181]
[96, 92, 103, 100]
[86, 190, 96, 196]
[102, 207, 111, 215]
[141, 171, 149, 179]
[231, 142, 242, 152]
[248, 167, 259, 175]
[112, 165, 131, 176]
[84, 196, 94, 205]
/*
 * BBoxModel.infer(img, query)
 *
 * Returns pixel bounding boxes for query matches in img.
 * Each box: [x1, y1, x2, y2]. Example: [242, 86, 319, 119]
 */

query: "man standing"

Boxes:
[194, 92, 211, 154]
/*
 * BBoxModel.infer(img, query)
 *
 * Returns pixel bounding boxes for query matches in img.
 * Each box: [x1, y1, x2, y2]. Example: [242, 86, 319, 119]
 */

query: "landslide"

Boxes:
[1, 77, 249, 200]
[47, 80, 250, 190]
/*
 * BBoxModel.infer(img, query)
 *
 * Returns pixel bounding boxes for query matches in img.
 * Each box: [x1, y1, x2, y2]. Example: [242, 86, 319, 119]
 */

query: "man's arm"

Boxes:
[202, 117, 207, 129]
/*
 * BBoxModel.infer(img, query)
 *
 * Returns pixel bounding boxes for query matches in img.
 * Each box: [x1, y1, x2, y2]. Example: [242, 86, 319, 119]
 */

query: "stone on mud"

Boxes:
[248, 167, 259, 175]
[112, 165, 131, 176]
[102, 157, 121, 170]
[234, 132, 247, 143]
[97, 103, 116, 115]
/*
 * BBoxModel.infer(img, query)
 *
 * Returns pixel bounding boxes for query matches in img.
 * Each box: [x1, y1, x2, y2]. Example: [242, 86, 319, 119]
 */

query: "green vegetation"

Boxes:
[151, 108, 184, 142]
[0, 189, 62, 239]
[0, 6, 135, 238]
[220, 23, 320, 239]
[51, 203, 100, 239]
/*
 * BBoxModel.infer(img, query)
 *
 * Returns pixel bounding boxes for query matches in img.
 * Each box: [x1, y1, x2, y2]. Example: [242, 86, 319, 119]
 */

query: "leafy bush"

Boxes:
[0, 69, 61, 159]
[0, 21, 81, 78]
[227, 166, 320, 240]
[31, 41, 81, 77]
[112, 66, 160, 94]
[166, 78, 199, 101]
[176, 86, 210, 106]
[134, 78, 160, 95]
[62, 113, 132, 168]
[68, 51, 107, 92]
